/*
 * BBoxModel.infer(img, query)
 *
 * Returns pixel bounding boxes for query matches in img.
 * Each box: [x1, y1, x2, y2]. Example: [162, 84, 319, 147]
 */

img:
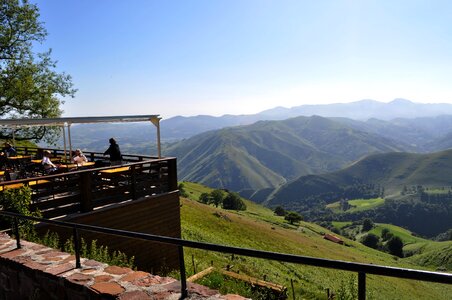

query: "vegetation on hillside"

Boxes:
[178, 182, 451, 299]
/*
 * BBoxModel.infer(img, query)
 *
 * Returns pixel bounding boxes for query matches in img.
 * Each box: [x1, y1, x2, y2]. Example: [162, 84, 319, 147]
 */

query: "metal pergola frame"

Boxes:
[0, 115, 162, 159]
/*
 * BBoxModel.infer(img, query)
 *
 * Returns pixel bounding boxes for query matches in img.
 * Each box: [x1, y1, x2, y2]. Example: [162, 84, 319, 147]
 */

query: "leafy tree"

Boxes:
[1, 0, 76, 142]
[274, 206, 286, 216]
[0, 186, 40, 231]
[199, 192, 210, 204]
[386, 236, 404, 257]
[360, 233, 380, 249]
[381, 228, 393, 241]
[222, 192, 246, 211]
[178, 183, 188, 198]
[361, 218, 374, 232]
[210, 189, 224, 207]
[284, 211, 302, 225]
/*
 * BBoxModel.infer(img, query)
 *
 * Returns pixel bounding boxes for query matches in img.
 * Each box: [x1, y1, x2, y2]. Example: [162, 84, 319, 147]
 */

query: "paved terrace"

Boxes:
[0, 232, 246, 299]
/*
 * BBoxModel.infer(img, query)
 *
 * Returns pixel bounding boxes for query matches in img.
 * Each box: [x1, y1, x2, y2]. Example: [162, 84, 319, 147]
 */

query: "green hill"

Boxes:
[179, 182, 451, 299]
[271, 149, 452, 201]
[269, 150, 452, 236]
[167, 116, 406, 194]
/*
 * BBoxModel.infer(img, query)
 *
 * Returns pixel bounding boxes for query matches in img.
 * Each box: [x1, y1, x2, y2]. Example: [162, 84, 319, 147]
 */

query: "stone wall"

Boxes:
[0, 232, 246, 300]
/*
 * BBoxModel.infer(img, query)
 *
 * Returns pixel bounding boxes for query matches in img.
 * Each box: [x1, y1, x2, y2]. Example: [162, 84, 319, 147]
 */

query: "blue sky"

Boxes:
[34, 0, 452, 118]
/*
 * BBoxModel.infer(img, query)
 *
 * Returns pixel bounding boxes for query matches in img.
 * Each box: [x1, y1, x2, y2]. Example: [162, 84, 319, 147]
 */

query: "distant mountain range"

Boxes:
[160, 99, 452, 140]
[165, 115, 407, 193]
[59, 99, 452, 153]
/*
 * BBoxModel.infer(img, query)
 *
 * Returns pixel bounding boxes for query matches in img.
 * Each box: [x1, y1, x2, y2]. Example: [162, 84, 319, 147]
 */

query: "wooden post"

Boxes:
[167, 158, 178, 192]
[358, 272, 366, 300]
[80, 172, 93, 212]
[192, 254, 196, 274]
[130, 165, 136, 200]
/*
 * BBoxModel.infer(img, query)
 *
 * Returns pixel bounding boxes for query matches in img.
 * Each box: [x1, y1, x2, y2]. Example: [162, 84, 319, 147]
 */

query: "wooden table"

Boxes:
[28, 179, 51, 186]
[59, 161, 96, 171]
[99, 166, 129, 174]
[99, 166, 130, 180]
[0, 183, 24, 191]
[7, 155, 31, 160]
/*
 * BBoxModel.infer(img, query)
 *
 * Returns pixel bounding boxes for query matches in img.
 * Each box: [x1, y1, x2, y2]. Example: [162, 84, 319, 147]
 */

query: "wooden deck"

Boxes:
[0, 148, 178, 219]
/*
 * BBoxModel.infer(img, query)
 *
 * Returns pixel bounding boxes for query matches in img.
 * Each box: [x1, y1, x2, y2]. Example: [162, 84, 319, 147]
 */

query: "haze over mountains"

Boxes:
[66, 98, 452, 152]
[165, 115, 406, 193]
[161, 98, 452, 140]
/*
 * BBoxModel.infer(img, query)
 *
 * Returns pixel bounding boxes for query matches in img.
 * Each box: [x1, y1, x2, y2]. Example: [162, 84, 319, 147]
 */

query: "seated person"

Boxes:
[42, 150, 60, 174]
[0, 142, 17, 158]
[71, 149, 88, 165]
[3, 143, 17, 157]
[0, 143, 17, 169]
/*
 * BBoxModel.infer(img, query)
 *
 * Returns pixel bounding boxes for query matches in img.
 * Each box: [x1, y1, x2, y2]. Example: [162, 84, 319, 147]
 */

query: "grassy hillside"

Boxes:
[268, 149, 452, 236]
[327, 198, 385, 213]
[271, 149, 452, 203]
[167, 115, 407, 194]
[179, 182, 451, 299]
[404, 241, 452, 270]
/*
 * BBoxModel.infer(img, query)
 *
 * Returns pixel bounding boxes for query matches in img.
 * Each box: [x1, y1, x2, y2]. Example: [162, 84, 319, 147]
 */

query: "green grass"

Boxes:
[180, 182, 452, 299]
[331, 221, 352, 230]
[424, 188, 451, 195]
[404, 241, 452, 270]
[368, 224, 428, 245]
[327, 198, 385, 213]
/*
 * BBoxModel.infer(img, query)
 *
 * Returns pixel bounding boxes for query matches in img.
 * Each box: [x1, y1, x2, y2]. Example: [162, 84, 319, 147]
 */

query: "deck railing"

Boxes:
[15, 146, 156, 163]
[0, 211, 450, 300]
[1, 147, 177, 218]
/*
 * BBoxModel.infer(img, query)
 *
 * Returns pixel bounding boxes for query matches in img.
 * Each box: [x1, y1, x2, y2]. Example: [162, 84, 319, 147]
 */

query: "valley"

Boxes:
[54, 100, 452, 242]
[179, 182, 451, 299]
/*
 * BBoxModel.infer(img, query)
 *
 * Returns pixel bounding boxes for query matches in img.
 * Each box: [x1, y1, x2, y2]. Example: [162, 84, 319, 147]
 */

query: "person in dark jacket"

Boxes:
[104, 138, 122, 165]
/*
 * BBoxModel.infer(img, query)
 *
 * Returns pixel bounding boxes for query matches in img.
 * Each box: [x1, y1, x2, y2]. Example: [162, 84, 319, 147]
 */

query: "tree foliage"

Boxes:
[284, 211, 303, 225]
[386, 236, 404, 257]
[199, 192, 210, 204]
[222, 192, 246, 211]
[210, 189, 224, 207]
[360, 233, 380, 249]
[178, 183, 188, 198]
[361, 218, 374, 232]
[0, 0, 76, 142]
[274, 206, 286, 216]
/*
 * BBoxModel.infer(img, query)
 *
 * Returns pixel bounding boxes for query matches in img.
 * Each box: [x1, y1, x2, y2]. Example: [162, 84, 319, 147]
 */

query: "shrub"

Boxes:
[274, 206, 286, 216]
[222, 192, 246, 211]
[360, 233, 380, 249]
[284, 211, 303, 225]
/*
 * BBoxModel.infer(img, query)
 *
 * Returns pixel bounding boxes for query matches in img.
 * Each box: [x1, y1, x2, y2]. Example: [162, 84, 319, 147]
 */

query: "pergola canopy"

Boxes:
[0, 115, 161, 126]
[0, 115, 162, 158]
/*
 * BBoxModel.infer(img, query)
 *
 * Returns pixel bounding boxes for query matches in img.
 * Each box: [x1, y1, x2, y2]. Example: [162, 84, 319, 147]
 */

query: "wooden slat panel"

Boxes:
[31, 195, 80, 211]
[39, 192, 181, 273]
[41, 204, 80, 219]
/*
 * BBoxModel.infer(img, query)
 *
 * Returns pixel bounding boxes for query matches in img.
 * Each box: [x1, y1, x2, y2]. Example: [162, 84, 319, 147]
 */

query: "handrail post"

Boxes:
[13, 217, 21, 249]
[168, 158, 178, 192]
[79, 172, 93, 212]
[130, 165, 136, 200]
[73, 227, 81, 268]
[358, 272, 366, 300]
[178, 245, 188, 299]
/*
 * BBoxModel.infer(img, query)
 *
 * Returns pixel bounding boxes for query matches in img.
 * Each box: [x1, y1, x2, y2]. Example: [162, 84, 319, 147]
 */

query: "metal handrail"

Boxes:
[0, 211, 450, 300]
